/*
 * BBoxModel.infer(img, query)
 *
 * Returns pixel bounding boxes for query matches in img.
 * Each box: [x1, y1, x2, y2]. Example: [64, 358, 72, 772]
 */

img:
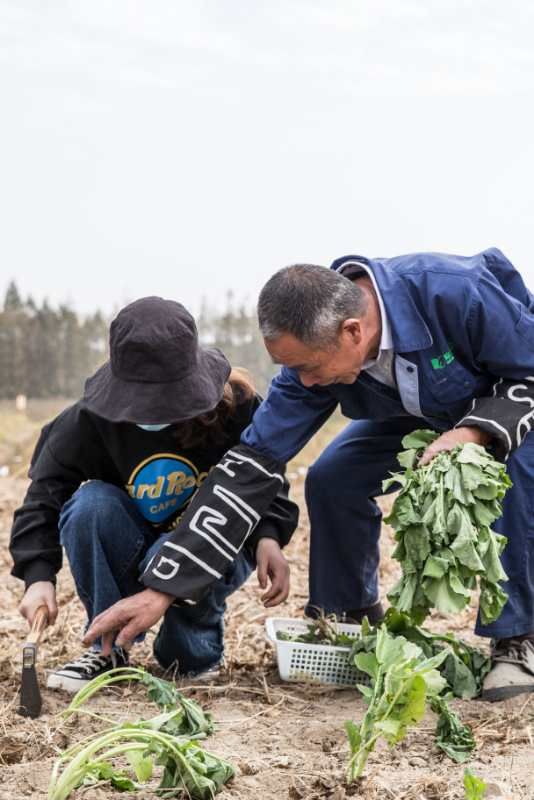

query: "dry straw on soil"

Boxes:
[1, 415, 533, 799]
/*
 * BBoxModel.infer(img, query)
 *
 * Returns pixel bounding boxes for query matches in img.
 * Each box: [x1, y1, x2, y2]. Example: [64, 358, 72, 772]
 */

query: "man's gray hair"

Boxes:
[258, 264, 368, 347]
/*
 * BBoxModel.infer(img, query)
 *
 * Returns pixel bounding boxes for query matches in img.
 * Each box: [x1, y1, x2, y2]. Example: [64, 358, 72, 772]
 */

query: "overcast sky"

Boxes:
[1, 1, 533, 315]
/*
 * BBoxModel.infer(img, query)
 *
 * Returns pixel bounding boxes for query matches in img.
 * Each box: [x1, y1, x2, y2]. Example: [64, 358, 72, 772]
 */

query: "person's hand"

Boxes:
[419, 426, 492, 467]
[19, 580, 57, 626]
[256, 538, 290, 608]
[83, 588, 174, 655]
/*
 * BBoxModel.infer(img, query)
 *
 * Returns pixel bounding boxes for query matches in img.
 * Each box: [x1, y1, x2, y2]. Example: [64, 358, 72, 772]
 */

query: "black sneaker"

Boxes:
[46, 647, 129, 694]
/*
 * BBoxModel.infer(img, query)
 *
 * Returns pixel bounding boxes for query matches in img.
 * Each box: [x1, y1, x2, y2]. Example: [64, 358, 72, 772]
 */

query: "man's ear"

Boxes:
[341, 318, 362, 345]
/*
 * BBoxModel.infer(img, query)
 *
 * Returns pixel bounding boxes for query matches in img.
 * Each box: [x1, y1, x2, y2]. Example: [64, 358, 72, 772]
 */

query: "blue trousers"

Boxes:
[305, 417, 534, 639]
[58, 481, 254, 673]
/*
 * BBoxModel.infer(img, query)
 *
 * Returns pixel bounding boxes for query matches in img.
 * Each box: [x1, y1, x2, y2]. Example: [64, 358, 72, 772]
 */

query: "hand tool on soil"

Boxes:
[18, 605, 49, 718]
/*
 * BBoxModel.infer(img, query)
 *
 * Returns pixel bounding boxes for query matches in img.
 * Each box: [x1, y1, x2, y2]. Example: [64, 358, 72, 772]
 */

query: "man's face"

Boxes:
[265, 321, 371, 387]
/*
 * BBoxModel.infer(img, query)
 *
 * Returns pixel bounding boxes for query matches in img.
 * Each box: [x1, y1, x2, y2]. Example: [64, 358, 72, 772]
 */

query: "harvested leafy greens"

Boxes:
[65, 667, 214, 738]
[276, 614, 356, 647]
[48, 725, 234, 800]
[50, 668, 232, 799]
[383, 430, 512, 625]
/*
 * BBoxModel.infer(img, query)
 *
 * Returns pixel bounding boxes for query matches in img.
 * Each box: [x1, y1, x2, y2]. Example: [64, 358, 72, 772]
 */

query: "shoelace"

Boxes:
[493, 639, 534, 675]
[66, 648, 111, 671]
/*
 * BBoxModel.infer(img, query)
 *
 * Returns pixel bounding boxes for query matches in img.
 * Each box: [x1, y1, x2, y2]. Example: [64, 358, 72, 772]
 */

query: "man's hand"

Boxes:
[83, 588, 174, 655]
[419, 426, 492, 466]
[19, 580, 57, 626]
[256, 538, 290, 608]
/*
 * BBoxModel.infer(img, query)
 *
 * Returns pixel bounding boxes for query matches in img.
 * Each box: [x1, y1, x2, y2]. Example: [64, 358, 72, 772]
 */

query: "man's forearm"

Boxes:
[141, 444, 287, 603]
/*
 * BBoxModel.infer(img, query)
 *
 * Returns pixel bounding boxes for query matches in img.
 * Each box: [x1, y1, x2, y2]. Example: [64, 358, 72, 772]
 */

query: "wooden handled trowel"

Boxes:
[18, 605, 49, 718]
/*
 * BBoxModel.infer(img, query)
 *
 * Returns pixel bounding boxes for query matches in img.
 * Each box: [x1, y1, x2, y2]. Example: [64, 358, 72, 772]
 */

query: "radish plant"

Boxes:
[48, 725, 234, 800]
[50, 668, 232, 798]
[65, 667, 213, 737]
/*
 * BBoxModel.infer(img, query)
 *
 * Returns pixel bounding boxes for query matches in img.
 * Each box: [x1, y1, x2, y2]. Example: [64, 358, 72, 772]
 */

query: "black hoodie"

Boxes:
[10, 393, 298, 592]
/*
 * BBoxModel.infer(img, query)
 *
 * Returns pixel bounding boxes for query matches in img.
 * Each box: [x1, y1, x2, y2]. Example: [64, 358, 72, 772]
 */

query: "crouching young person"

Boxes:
[10, 296, 297, 692]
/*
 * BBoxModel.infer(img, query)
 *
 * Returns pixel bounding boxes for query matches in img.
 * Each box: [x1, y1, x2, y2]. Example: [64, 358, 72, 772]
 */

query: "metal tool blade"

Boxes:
[19, 643, 42, 718]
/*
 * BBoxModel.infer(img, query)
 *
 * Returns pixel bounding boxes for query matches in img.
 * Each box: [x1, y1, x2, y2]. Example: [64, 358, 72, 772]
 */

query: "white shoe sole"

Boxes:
[46, 671, 92, 694]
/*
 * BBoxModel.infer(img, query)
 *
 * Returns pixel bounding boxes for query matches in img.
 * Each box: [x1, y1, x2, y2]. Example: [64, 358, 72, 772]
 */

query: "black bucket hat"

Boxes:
[83, 296, 231, 424]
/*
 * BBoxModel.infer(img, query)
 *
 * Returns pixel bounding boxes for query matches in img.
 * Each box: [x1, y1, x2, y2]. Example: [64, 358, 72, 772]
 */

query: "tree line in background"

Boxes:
[0, 282, 275, 400]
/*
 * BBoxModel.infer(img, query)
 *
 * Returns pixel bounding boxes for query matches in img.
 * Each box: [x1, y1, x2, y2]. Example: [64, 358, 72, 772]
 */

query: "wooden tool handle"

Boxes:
[26, 605, 49, 645]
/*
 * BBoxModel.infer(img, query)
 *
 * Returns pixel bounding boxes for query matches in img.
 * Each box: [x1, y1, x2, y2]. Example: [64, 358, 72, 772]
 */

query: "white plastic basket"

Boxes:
[265, 617, 371, 689]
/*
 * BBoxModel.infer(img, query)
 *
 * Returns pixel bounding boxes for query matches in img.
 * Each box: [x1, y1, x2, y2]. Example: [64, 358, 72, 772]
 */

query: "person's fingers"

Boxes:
[83, 608, 121, 646]
[46, 596, 59, 625]
[256, 556, 268, 590]
[19, 595, 54, 626]
[263, 580, 289, 607]
[101, 631, 114, 656]
[18, 600, 31, 623]
[419, 445, 439, 466]
[262, 567, 290, 606]
[115, 622, 142, 649]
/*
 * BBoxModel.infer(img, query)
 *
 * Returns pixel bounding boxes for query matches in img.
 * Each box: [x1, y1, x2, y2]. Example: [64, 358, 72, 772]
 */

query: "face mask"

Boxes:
[136, 423, 172, 432]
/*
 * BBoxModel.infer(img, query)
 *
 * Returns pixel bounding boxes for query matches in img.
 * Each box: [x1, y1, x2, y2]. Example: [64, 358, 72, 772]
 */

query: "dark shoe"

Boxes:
[305, 602, 385, 625]
[46, 647, 129, 694]
[343, 602, 385, 625]
[482, 638, 534, 702]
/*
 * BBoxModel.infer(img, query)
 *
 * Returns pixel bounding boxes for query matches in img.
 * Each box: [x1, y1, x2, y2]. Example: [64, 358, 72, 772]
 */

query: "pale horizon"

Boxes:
[1, 1, 533, 316]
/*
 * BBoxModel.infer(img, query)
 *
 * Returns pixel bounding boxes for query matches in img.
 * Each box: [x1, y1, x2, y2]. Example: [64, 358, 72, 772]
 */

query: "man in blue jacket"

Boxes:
[85, 249, 534, 702]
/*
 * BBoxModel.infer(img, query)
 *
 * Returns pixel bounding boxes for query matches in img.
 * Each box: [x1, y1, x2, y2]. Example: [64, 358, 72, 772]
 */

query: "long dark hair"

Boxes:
[172, 368, 256, 449]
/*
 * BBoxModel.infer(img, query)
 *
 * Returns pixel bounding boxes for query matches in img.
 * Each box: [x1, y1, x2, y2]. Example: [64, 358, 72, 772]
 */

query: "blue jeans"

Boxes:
[59, 481, 254, 673]
[305, 417, 534, 640]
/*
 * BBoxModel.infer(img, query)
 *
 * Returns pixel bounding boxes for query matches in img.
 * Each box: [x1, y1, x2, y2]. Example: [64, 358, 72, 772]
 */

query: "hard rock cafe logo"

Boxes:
[126, 453, 207, 523]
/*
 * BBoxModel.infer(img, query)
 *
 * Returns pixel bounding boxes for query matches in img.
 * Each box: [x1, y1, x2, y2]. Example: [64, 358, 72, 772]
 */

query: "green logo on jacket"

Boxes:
[431, 349, 455, 370]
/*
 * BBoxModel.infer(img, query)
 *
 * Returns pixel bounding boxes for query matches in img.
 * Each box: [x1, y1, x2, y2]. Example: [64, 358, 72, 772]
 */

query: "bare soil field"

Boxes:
[0, 408, 533, 800]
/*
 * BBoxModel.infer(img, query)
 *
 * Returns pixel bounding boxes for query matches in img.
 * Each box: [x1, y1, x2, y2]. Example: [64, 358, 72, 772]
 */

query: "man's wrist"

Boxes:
[456, 425, 492, 447]
[145, 587, 175, 610]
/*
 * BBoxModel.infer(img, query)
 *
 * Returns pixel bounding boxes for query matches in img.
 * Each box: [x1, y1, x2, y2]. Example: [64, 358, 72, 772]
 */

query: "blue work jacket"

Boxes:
[243, 248, 534, 462]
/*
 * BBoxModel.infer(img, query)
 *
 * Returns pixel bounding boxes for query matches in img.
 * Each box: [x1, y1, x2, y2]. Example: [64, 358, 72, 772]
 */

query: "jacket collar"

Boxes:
[331, 254, 434, 352]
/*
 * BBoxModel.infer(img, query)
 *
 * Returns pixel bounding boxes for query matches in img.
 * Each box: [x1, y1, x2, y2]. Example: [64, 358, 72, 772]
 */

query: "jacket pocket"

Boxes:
[426, 361, 477, 406]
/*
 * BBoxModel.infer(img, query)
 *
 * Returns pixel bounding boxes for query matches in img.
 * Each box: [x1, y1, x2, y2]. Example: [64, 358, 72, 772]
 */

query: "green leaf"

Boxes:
[479, 580, 508, 625]
[404, 525, 432, 567]
[444, 466, 475, 505]
[80, 760, 138, 792]
[423, 575, 468, 614]
[479, 532, 508, 585]
[463, 769, 487, 799]
[473, 481, 501, 500]
[356, 684, 374, 701]
[354, 652, 379, 679]
[456, 443, 492, 466]
[459, 462, 485, 491]
[401, 430, 439, 449]
[422, 555, 450, 579]
[344, 720, 362, 754]
[397, 449, 419, 470]
[471, 499, 499, 527]
[375, 718, 402, 739]
[126, 750, 153, 783]
[432, 697, 476, 763]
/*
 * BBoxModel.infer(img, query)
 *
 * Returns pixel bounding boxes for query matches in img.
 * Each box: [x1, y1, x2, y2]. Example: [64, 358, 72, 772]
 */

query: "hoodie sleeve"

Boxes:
[10, 405, 93, 587]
